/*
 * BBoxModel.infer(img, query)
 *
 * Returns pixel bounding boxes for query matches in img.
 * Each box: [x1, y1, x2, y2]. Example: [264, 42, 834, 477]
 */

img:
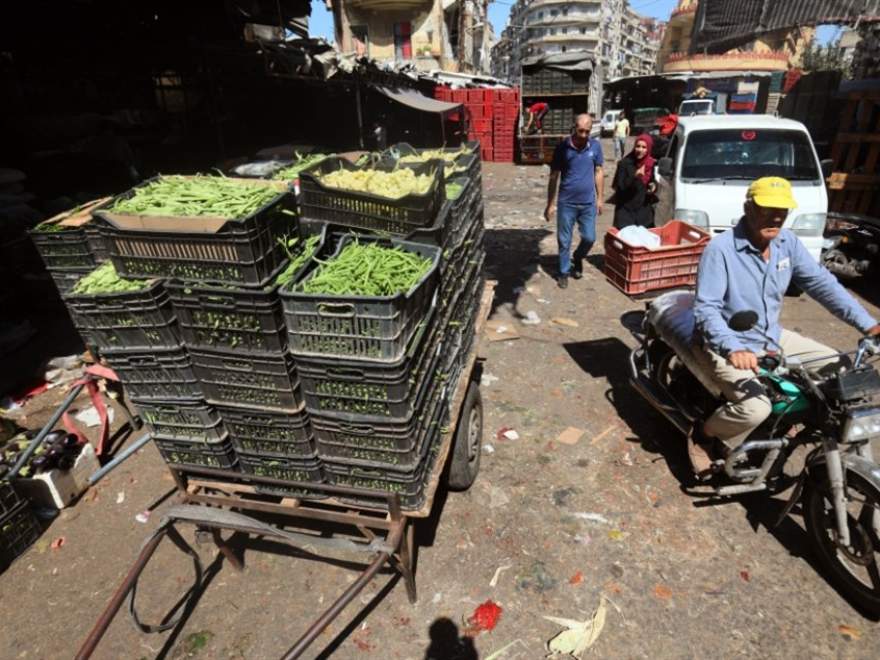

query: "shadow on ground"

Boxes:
[423, 618, 478, 660]
[484, 227, 552, 318]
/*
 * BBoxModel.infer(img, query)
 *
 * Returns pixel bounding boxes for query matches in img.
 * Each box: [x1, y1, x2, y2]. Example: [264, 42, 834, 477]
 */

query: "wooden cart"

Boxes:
[76, 281, 496, 660]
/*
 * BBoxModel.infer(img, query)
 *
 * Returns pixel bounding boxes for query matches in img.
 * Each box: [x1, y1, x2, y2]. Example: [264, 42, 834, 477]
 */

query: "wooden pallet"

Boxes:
[829, 84, 880, 215]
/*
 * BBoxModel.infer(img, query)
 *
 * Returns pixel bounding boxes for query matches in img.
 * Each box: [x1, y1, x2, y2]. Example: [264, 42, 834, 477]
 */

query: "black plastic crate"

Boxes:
[282, 235, 441, 362]
[315, 377, 448, 472]
[154, 434, 237, 470]
[299, 157, 445, 234]
[381, 142, 481, 182]
[103, 347, 203, 401]
[93, 177, 295, 286]
[63, 278, 180, 351]
[0, 481, 22, 518]
[190, 349, 303, 411]
[295, 302, 445, 420]
[29, 228, 97, 269]
[0, 502, 41, 569]
[218, 403, 315, 458]
[238, 453, 325, 499]
[84, 224, 110, 262]
[132, 399, 225, 442]
[50, 267, 94, 295]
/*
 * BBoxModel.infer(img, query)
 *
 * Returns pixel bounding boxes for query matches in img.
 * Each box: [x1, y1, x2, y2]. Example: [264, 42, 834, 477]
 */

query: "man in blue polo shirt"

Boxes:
[544, 114, 604, 288]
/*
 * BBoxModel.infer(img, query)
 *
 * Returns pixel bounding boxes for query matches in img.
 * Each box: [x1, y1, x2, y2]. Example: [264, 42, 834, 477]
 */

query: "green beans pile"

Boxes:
[72, 262, 151, 295]
[35, 223, 74, 233]
[109, 176, 280, 219]
[298, 241, 432, 297]
[272, 153, 330, 180]
[276, 234, 322, 288]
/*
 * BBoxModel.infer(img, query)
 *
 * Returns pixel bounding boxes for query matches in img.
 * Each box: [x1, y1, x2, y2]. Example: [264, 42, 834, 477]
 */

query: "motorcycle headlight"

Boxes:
[791, 213, 826, 237]
[674, 209, 709, 229]
[842, 408, 880, 442]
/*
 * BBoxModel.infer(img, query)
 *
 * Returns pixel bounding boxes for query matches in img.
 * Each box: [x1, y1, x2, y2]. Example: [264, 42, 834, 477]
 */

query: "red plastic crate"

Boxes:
[493, 89, 518, 104]
[493, 152, 514, 163]
[467, 103, 493, 119]
[493, 104, 520, 119]
[465, 89, 483, 103]
[470, 117, 491, 133]
[468, 134, 493, 146]
[480, 146, 493, 161]
[451, 89, 468, 104]
[434, 86, 452, 101]
[603, 221, 710, 296]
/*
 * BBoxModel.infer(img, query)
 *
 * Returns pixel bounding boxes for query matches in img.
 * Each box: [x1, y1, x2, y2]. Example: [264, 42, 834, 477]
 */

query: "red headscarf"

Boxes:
[631, 134, 655, 186]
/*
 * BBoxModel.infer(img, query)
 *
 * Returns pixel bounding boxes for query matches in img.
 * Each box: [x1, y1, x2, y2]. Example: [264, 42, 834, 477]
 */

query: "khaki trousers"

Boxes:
[692, 329, 840, 450]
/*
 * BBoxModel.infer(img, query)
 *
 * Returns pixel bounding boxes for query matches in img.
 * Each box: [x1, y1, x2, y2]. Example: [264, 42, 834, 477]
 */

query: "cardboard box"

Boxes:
[14, 443, 99, 509]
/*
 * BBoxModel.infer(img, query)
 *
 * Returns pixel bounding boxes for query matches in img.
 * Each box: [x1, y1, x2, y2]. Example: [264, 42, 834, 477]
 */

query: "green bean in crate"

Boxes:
[189, 349, 303, 411]
[64, 263, 179, 352]
[102, 347, 203, 402]
[132, 399, 226, 443]
[281, 234, 441, 362]
[217, 403, 316, 459]
[93, 176, 293, 286]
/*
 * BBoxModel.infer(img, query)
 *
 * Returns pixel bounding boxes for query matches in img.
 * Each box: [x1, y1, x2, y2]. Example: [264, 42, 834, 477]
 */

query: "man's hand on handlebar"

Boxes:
[728, 350, 759, 373]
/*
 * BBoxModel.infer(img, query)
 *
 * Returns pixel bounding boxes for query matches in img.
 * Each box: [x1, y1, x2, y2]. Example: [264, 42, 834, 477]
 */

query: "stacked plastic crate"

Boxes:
[492, 89, 520, 163]
[0, 481, 41, 572]
[28, 198, 111, 294]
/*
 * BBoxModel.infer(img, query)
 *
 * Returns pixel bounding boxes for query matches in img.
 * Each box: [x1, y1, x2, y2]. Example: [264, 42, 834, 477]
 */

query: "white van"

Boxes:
[657, 115, 831, 261]
[601, 110, 623, 136]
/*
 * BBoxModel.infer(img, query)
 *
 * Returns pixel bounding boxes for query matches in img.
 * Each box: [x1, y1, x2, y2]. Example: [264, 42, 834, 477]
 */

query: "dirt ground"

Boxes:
[3, 145, 880, 659]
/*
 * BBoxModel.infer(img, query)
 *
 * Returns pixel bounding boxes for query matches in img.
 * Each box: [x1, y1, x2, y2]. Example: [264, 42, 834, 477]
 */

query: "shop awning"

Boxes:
[372, 86, 462, 114]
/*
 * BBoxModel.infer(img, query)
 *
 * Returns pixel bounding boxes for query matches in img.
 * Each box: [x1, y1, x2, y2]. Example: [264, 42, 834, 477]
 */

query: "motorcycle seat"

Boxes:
[646, 290, 722, 397]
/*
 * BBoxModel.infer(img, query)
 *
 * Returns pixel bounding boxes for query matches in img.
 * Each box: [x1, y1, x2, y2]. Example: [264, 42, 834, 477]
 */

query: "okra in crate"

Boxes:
[282, 234, 441, 362]
[132, 399, 226, 442]
[154, 434, 237, 471]
[168, 224, 326, 354]
[93, 176, 294, 286]
[217, 403, 316, 459]
[190, 349, 303, 411]
[238, 453, 326, 500]
[63, 262, 179, 352]
[102, 347, 203, 402]
[298, 157, 445, 234]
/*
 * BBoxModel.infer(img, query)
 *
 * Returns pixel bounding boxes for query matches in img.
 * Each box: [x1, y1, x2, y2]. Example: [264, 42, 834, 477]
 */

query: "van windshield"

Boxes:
[681, 129, 820, 182]
[681, 100, 712, 115]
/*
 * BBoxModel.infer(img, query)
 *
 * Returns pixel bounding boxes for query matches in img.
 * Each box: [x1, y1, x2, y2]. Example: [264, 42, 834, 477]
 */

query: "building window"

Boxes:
[561, 27, 567, 34]
[562, 45, 567, 52]
[580, 27, 586, 34]
[562, 7, 568, 16]
[393, 22, 412, 60]
[551, 10, 558, 17]
[538, 11, 543, 19]
[351, 25, 369, 57]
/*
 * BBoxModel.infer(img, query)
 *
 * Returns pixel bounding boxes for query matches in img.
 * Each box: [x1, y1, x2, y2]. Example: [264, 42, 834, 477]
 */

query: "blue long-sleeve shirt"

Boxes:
[693, 219, 877, 356]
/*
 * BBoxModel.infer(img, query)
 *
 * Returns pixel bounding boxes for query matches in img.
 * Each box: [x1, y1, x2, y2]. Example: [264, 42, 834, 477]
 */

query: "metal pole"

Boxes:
[74, 529, 167, 660]
[7, 382, 84, 479]
[355, 82, 365, 149]
[87, 433, 152, 486]
[280, 550, 391, 659]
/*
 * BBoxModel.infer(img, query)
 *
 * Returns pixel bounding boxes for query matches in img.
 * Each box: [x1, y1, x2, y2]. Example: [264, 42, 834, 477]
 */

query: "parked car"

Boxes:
[656, 115, 832, 262]
[600, 109, 623, 136]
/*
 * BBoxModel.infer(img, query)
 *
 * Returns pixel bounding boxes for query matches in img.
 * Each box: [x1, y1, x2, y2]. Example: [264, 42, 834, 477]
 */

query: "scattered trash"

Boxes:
[496, 427, 520, 441]
[608, 529, 628, 542]
[569, 571, 584, 586]
[590, 424, 617, 445]
[481, 372, 500, 387]
[838, 624, 862, 641]
[653, 584, 673, 600]
[573, 512, 609, 525]
[432, 592, 443, 604]
[135, 510, 151, 524]
[75, 406, 115, 428]
[556, 427, 584, 446]
[544, 596, 608, 658]
[116, 491, 125, 504]
[485, 320, 520, 342]
[466, 600, 503, 634]
[50, 537, 65, 551]
[489, 563, 513, 588]
[550, 317, 579, 328]
[517, 561, 558, 593]
[739, 569, 750, 582]
[537, 298, 550, 304]
[620, 451, 634, 467]
[483, 444, 496, 454]
[521, 311, 541, 325]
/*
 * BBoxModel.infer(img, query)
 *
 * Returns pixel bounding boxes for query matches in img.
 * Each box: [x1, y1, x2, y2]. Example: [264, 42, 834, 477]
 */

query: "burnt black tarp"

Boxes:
[691, 0, 880, 53]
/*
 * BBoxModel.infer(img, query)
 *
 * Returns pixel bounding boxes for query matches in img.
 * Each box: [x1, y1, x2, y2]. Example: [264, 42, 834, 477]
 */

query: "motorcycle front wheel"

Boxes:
[804, 470, 880, 615]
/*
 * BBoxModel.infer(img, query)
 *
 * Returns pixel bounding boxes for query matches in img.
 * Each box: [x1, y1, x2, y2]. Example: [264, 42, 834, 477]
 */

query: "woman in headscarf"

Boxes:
[611, 133, 657, 229]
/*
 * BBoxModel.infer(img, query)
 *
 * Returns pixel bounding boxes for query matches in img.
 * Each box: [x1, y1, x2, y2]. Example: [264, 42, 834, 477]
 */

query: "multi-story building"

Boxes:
[658, 0, 813, 74]
[325, 0, 493, 74]
[490, 1, 663, 83]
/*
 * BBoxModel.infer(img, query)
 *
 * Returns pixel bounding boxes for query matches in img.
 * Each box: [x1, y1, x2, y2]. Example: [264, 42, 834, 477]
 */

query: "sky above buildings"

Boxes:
[306, 0, 839, 46]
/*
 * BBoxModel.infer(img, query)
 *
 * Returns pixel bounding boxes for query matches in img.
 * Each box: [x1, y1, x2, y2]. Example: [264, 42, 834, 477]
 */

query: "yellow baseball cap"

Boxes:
[747, 177, 798, 209]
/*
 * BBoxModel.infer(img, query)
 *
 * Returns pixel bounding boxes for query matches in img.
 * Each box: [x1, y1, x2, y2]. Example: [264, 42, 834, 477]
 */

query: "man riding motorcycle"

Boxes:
[688, 176, 880, 478]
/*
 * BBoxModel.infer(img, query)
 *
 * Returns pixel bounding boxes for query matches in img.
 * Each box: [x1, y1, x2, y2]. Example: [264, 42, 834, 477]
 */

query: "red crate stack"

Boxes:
[490, 89, 520, 162]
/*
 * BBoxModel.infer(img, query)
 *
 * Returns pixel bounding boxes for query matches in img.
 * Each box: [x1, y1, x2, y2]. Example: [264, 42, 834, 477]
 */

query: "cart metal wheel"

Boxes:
[447, 381, 482, 491]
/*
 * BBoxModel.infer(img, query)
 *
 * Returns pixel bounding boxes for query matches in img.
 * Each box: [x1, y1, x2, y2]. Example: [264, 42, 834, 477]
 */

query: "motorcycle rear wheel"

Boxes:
[804, 470, 880, 615]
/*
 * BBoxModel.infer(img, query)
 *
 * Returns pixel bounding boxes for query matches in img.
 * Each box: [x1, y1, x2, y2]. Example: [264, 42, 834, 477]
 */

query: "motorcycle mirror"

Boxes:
[728, 310, 759, 332]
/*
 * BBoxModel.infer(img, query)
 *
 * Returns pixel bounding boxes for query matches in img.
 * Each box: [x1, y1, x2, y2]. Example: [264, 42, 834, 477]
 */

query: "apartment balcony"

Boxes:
[527, 0, 601, 10]
[663, 50, 790, 73]
[346, 0, 430, 9]
[526, 32, 600, 46]
[526, 12, 601, 26]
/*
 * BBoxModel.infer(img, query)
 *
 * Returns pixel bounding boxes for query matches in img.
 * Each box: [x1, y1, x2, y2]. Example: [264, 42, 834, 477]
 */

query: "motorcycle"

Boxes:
[822, 212, 880, 280]
[629, 290, 880, 614]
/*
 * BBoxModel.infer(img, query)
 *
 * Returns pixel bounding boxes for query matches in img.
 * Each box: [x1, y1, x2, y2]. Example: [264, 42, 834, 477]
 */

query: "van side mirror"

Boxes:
[820, 158, 833, 178]
[658, 157, 673, 178]
[728, 310, 759, 332]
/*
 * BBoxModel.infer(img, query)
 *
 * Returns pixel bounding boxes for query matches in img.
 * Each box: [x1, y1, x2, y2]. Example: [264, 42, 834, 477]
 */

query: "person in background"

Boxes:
[524, 101, 549, 134]
[544, 114, 604, 289]
[613, 113, 630, 160]
[611, 133, 656, 229]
